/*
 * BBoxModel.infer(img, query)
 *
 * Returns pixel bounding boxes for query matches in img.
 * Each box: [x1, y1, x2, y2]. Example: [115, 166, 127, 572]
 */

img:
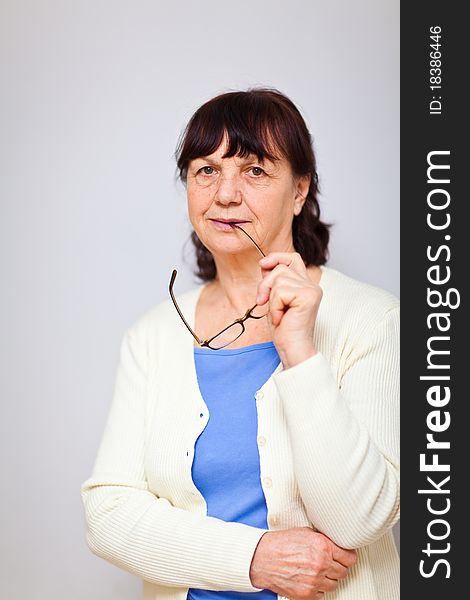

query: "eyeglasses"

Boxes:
[169, 224, 268, 350]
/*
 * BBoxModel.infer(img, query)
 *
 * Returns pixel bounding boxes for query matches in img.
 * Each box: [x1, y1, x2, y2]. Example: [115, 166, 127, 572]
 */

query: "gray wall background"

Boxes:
[0, 1, 399, 598]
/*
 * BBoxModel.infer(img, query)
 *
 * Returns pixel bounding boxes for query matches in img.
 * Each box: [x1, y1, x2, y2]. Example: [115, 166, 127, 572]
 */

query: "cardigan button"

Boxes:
[268, 514, 279, 527]
[263, 477, 273, 488]
[257, 435, 266, 447]
[255, 390, 264, 401]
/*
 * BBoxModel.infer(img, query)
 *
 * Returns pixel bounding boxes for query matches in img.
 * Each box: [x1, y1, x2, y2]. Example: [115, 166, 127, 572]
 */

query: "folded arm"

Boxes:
[273, 307, 400, 549]
[81, 328, 266, 591]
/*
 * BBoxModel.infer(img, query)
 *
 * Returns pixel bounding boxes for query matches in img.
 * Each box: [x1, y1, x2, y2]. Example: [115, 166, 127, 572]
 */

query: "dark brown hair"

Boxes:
[175, 88, 330, 281]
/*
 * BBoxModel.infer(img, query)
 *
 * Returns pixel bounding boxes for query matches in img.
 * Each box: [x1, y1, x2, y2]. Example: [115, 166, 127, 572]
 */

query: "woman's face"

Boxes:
[186, 136, 310, 259]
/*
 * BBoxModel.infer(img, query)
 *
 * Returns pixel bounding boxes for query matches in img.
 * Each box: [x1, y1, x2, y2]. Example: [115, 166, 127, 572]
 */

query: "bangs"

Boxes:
[176, 91, 290, 182]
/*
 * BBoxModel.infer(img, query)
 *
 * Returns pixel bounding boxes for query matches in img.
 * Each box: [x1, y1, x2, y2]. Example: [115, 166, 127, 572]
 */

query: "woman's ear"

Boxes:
[293, 175, 311, 216]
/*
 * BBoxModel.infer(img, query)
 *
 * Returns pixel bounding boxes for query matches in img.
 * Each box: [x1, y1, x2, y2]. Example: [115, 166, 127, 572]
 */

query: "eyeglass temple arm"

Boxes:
[170, 227, 264, 346]
[230, 223, 266, 257]
[169, 270, 203, 345]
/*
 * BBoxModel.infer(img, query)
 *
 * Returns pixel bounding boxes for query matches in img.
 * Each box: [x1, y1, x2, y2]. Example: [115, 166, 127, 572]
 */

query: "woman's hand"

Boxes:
[249, 527, 357, 600]
[256, 252, 322, 369]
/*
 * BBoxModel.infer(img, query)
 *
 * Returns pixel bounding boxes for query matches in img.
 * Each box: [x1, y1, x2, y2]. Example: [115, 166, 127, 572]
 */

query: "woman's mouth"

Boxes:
[209, 219, 249, 231]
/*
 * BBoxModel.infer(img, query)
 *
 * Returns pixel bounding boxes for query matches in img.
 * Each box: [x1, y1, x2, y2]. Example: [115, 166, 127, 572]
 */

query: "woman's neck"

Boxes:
[209, 248, 321, 317]
[210, 255, 264, 316]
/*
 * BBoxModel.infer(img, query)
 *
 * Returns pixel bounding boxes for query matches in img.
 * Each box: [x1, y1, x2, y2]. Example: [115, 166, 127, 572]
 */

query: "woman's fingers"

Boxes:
[268, 285, 301, 326]
[319, 577, 340, 593]
[331, 546, 358, 568]
[256, 268, 305, 305]
[326, 561, 349, 580]
[259, 251, 306, 273]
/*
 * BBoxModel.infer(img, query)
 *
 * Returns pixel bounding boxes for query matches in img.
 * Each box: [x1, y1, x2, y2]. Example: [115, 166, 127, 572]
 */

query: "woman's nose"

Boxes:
[214, 173, 242, 205]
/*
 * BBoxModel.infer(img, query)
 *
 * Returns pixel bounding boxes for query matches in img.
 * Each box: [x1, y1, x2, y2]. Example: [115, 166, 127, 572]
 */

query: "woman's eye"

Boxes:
[200, 166, 215, 175]
[249, 166, 265, 177]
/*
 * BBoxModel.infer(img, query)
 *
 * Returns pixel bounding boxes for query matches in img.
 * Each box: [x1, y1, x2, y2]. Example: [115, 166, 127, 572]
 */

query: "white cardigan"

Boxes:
[81, 266, 400, 600]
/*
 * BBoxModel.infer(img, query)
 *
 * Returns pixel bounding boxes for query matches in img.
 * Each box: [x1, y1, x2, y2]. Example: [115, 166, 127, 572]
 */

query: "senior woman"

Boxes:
[81, 89, 400, 600]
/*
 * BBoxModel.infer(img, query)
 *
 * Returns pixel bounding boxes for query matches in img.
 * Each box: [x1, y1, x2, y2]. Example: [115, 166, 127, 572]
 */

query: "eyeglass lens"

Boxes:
[208, 322, 245, 349]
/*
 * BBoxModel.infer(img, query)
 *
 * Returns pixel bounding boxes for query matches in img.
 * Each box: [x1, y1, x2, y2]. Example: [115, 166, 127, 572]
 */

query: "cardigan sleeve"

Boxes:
[81, 328, 266, 591]
[272, 306, 400, 549]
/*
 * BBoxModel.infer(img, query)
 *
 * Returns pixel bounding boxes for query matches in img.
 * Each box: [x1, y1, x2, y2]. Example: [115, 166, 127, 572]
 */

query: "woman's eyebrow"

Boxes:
[233, 155, 275, 166]
[192, 156, 218, 163]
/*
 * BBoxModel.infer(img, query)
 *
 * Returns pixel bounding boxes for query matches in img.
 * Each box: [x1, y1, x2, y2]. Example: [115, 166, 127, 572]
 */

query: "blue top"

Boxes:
[187, 342, 280, 600]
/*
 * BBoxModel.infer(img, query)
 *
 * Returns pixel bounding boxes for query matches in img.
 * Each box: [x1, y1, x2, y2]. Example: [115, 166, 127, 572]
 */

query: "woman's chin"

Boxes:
[205, 238, 250, 257]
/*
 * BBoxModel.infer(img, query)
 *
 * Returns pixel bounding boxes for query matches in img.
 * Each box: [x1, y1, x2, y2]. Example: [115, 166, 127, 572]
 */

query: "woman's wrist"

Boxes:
[278, 343, 317, 370]
[249, 531, 272, 589]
